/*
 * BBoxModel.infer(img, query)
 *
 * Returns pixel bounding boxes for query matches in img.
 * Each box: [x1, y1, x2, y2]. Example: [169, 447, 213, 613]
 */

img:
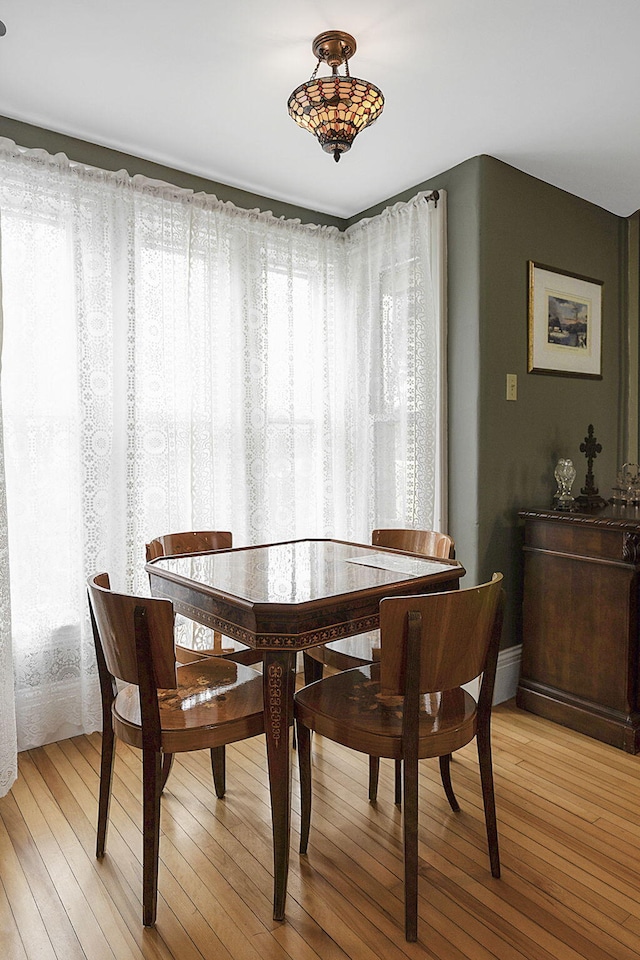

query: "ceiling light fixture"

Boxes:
[287, 30, 384, 163]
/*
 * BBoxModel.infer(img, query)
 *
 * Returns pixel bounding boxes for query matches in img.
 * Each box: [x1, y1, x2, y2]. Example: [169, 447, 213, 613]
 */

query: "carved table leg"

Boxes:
[263, 649, 296, 921]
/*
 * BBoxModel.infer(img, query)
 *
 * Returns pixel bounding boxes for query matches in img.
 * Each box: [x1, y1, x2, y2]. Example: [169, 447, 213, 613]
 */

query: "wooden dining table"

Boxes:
[145, 537, 464, 920]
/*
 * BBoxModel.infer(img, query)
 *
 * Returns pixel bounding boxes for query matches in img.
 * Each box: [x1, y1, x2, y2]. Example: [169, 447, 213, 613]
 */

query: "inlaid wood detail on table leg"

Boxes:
[263, 649, 296, 920]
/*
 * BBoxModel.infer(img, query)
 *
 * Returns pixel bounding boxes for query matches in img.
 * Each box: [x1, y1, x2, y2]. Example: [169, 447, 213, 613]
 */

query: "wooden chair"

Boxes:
[87, 573, 265, 926]
[303, 528, 455, 803]
[145, 530, 260, 666]
[303, 529, 455, 679]
[295, 574, 504, 942]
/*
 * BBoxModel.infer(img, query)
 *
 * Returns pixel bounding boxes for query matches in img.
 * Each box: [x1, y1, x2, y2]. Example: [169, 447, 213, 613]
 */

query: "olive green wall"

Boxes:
[626, 211, 640, 461]
[477, 156, 625, 647]
[358, 155, 627, 648]
[0, 118, 631, 650]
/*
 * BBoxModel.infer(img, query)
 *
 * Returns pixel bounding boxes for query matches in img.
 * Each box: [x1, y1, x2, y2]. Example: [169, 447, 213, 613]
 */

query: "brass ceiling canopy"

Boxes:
[312, 30, 357, 67]
[287, 30, 384, 163]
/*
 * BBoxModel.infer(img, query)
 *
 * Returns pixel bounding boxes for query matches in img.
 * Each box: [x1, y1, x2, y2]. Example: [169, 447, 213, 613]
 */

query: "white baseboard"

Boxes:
[494, 644, 522, 704]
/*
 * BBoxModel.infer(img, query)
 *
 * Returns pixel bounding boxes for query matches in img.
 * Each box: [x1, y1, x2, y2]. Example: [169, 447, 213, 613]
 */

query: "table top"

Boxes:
[146, 538, 464, 649]
[147, 538, 458, 604]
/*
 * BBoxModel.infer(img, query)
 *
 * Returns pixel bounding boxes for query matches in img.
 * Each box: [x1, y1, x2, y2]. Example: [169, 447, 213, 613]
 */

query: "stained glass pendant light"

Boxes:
[287, 30, 384, 162]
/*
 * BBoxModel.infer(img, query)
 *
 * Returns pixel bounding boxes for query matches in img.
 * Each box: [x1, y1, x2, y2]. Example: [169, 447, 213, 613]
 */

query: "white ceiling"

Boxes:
[1, 0, 639, 219]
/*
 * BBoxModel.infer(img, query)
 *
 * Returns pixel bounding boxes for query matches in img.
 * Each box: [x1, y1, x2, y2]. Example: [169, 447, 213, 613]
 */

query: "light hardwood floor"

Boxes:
[2, 699, 640, 959]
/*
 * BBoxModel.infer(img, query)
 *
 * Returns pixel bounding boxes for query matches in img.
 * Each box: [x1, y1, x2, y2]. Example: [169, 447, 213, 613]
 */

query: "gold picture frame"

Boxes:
[527, 261, 603, 379]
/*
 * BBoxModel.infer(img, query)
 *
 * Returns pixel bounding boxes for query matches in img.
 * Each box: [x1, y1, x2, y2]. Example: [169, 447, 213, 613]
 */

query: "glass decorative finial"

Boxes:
[553, 458, 576, 510]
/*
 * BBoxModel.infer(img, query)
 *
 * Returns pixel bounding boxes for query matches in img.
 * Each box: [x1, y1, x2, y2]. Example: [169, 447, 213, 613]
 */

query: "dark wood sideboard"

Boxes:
[517, 506, 640, 753]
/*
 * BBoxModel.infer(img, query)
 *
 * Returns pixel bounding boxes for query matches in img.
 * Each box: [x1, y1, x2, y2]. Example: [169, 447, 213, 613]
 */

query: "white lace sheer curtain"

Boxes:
[0, 249, 17, 795]
[344, 196, 447, 535]
[0, 139, 445, 795]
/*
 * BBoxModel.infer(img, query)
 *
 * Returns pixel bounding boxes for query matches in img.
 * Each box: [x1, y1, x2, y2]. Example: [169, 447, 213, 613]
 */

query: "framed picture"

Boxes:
[527, 261, 603, 378]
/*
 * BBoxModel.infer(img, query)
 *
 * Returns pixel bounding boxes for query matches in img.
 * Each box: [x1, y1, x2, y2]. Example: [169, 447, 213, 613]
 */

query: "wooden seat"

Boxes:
[295, 574, 504, 942]
[303, 528, 455, 803]
[145, 530, 261, 666]
[87, 573, 265, 926]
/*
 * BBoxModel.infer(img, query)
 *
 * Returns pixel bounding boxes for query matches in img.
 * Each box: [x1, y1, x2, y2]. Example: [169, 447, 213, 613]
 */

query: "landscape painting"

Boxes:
[547, 294, 588, 349]
[528, 262, 603, 378]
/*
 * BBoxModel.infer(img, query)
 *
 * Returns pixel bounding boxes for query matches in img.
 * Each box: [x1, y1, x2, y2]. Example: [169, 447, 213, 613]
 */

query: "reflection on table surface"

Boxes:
[150, 538, 456, 605]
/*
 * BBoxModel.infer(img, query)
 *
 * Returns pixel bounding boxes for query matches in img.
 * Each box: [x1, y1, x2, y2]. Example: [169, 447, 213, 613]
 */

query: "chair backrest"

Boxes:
[87, 573, 177, 689]
[379, 573, 504, 697]
[372, 528, 455, 560]
[145, 530, 232, 561]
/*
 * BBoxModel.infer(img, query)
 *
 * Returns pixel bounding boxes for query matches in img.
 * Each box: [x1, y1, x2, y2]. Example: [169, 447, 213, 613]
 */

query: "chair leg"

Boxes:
[303, 652, 324, 686]
[210, 746, 226, 799]
[141, 748, 163, 926]
[297, 721, 312, 854]
[439, 753, 460, 813]
[476, 729, 500, 878]
[403, 754, 419, 942]
[160, 753, 174, 793]
[368, 756, 380, 802]
[395, 759, 402, 806]
[96, 723, 115, 858]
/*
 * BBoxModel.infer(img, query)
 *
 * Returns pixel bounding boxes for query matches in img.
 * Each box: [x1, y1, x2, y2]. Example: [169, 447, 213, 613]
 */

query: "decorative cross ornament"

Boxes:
[576, 424, 606, 508]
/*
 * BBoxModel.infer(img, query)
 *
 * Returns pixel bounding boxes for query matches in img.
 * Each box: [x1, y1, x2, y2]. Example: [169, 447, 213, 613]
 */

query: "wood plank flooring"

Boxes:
[2, 699, 640, 959]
